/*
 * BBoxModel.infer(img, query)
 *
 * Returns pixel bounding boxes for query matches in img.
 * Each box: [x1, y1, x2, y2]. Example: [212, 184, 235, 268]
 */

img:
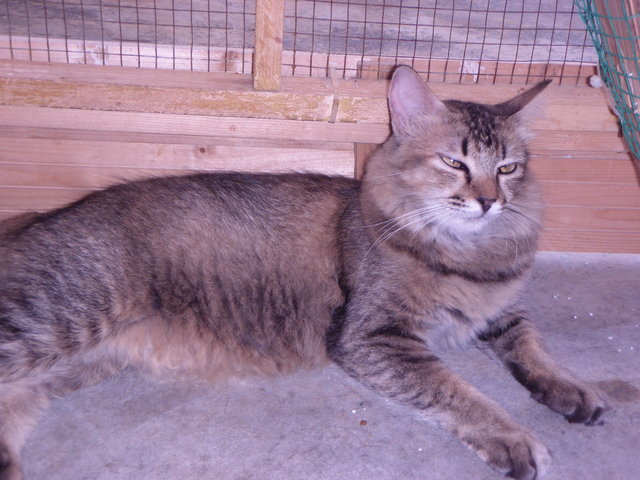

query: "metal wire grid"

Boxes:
[0, 0, 256, 72]
[0, 0, 598, 84]
[284, 0, 598, 84]
[577, 0, 640, 161]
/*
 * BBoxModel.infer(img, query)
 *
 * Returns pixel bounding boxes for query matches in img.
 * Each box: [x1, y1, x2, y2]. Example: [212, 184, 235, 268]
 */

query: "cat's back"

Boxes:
[1, 172, 357, 258]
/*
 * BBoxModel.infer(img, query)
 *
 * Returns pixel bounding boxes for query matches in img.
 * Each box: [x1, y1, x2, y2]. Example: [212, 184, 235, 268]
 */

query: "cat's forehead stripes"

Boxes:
[446, 101, 506, 158]
[465, 104, 498, 148]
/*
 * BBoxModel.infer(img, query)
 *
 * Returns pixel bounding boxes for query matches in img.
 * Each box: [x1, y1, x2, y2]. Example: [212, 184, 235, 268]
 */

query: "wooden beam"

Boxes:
[0, 126, 355, 150]
[1, 105, 628, 153]
[0, 77, 620, 132]
[0, 60, 607, 104]
[539, 229, 640, 254]
[0, 61, 621, 131]
[0, 105, 391, 143]
[253, 0, 285, 91]
[0, 138, 353, 176]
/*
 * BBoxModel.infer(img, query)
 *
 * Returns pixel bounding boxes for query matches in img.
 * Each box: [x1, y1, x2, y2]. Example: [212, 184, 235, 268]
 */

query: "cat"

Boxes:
[0, 66, 607, 480]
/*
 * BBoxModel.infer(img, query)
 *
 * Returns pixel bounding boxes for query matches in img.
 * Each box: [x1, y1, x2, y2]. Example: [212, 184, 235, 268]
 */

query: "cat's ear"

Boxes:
[388, 66, 445, 138]
[493, 80, 552, 117]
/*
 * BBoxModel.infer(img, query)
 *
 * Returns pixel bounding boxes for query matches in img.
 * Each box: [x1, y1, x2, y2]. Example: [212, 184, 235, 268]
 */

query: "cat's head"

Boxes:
[363, 66, 547, 244]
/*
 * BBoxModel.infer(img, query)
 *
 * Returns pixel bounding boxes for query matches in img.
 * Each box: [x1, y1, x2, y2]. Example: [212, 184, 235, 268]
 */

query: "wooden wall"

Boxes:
[0, 60, 638, 253]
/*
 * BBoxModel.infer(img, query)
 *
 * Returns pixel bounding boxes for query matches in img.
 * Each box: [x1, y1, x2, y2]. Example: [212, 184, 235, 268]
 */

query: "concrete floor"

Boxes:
[21, 252, 640, 480]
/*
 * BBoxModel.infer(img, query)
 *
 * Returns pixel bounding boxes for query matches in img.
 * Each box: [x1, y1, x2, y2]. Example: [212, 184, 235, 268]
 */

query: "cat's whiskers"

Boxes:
[376, 206, 444, 243]
[498, 213, 525, 267]
[359, 204, 450, 268]
[358, 196, 453, 231]
[504, 203, 542, 229]
[508, 202, 558, 252]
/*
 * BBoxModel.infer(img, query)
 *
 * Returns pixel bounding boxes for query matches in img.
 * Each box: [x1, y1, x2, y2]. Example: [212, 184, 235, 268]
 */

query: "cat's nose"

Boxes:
[477, 197, 496, 213]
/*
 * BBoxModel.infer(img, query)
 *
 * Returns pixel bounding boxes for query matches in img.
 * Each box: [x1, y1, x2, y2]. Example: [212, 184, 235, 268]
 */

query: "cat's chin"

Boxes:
[440, 213, 495, 236]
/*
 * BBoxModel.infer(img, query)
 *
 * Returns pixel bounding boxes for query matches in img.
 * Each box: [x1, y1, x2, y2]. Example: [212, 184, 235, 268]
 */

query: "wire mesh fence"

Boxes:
[0, 0, 598, 85]
[0, 0, 256, 72]
[577, 0, 639, 161]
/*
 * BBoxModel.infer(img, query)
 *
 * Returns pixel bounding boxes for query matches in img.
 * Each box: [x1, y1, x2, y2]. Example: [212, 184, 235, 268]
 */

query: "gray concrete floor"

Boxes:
[20, 252, 640, 479]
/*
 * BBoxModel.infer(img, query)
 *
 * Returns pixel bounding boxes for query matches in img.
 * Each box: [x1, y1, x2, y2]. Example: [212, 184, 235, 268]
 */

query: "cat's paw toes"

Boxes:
[464, 430, 551, 480]
[531, 378, 608, 426]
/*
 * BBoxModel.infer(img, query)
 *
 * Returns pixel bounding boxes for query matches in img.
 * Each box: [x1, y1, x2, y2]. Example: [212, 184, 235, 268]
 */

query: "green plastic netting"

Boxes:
[577, 0, 640, 162]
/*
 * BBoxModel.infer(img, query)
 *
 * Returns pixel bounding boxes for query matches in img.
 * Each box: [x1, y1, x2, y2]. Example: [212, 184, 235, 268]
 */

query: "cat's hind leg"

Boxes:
[478, 310, 608, 425]
[0, 351, 126, 480]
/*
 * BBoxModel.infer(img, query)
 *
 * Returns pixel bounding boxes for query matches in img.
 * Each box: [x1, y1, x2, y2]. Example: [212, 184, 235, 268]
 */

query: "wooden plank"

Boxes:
[529, 131, 627, 153]
[354, 61, 385, 179]
[0, 109, 629, 159]
[354, 144, 378, 179]
[0, 60, 609, 105]
[539, 229, 640, 254]
[545, 206, 640, 232]
[0, 156, 353, 188]
[0, 187, 90, 211]
[253, 0, 285, 91]
[0, 78, 335, 122]
[0, 105, 626, 150]
[530, 157, 640, 184]
[0, 59, 257, 91]
[530, 151, 633, 161]
[0, 137, 353, 174]
[541, 182, 640, 208]
[0, 75, 619, 131]
[0, 105, 392, 143]
[336, 92, 619, 131]
[0, 165, 186, 190]
[0, 126, 354, 151]
[2, 127, 630, 166]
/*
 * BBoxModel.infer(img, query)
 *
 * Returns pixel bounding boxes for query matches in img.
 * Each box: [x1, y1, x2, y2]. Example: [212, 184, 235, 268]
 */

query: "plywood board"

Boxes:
[0, 137, 353, 174]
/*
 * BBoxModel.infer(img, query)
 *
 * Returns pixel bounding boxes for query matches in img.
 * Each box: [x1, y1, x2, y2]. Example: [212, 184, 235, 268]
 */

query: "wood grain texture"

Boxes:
[541, 183, 640, 209]
[253, 0, 285, 91]
[539, 229, 640, 254]
[530, 157, 639, 184]
[0, 137, 353, 173]
[0, 60, 606, 103]
[0, 73, 620, 131]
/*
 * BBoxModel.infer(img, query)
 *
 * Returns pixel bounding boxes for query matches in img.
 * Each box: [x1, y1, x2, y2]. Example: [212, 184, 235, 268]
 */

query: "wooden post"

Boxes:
[253, 0, 285, 91]
[353, 61, 394, 179]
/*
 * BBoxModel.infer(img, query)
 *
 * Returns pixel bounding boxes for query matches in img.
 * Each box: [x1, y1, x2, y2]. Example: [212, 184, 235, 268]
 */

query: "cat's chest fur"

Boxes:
[377, 249, 529, 349]
[423, 271, 526, 347]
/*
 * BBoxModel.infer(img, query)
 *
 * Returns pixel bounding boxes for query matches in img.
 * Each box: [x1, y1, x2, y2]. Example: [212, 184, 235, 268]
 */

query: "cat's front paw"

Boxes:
[531, 376, 608, 425]
[462, 428, 551, 480]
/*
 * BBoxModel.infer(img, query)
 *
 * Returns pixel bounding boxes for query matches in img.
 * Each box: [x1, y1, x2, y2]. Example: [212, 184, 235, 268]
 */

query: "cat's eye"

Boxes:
[498, 163, 518, 174]
[440, 155, 467, 170]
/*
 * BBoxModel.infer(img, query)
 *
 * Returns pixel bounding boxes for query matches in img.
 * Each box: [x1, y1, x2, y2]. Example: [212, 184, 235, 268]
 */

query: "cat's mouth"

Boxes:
[448, 197, 502, 219]
[440, 200, 502, 233]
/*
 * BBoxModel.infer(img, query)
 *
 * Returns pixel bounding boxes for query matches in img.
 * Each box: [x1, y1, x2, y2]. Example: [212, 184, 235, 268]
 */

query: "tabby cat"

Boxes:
[0, 66, 606, 480]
